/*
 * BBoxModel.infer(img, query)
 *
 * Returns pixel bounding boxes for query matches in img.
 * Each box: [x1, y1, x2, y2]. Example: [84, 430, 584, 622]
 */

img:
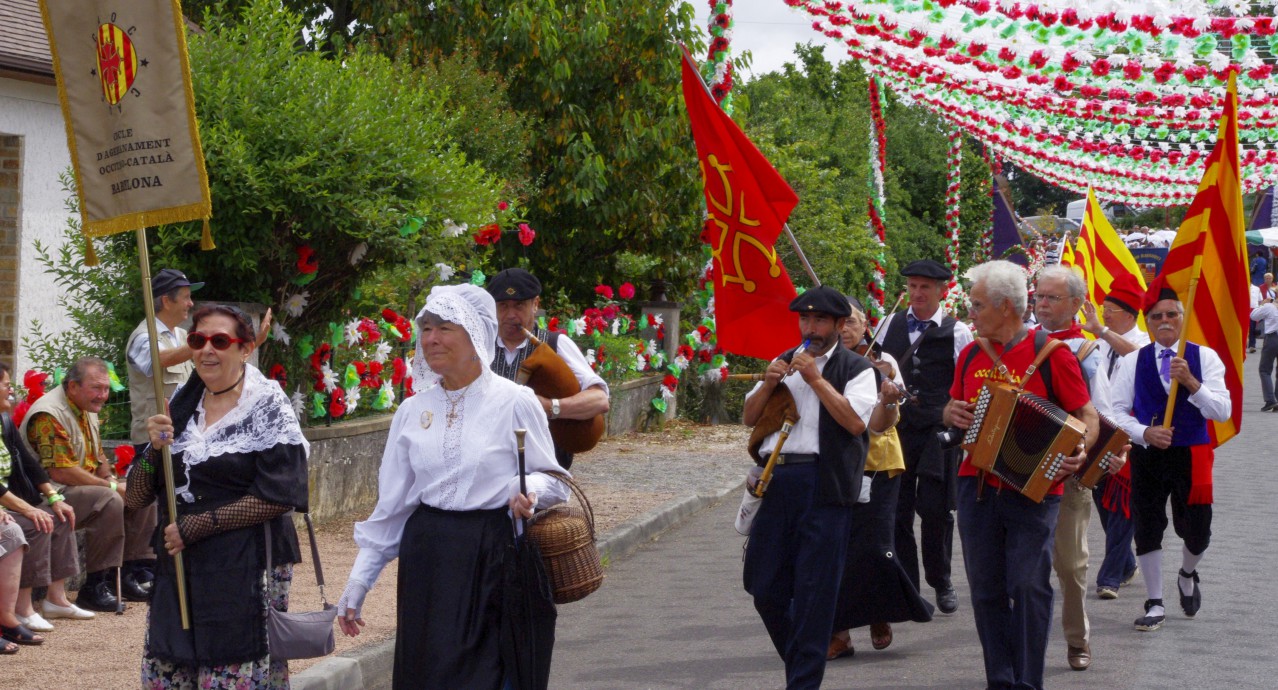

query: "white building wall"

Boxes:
[0, 76, 76, 375]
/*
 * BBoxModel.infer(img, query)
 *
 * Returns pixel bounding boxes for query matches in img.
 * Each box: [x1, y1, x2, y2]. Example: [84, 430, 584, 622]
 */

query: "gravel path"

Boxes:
[4, 422, 751, 690]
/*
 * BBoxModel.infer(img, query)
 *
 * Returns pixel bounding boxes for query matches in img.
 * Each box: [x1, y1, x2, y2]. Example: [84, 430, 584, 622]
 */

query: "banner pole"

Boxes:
[134, 227, 191, 630]
[1162, 256, 1204, 427]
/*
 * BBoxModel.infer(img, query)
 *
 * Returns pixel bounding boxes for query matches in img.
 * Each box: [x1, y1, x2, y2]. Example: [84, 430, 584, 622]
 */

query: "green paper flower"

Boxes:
[311, 393, 326, 418]
[651, 398, 667, 414]
[344, 364, 359, 389]
[470, 270, 486, 287]
[298, 335, 314, 359]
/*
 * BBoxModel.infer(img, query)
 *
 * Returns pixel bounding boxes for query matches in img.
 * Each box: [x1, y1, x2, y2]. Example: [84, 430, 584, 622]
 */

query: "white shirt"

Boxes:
[874, 307, 975, 361]
[1110, 341, 1232, 447]
[1252, 302, 1278, 335]
[347, 374, 570, 589]
[1251, 284, 1261, 309]
[746, 341, 878, 455]
[1096, 325, 1151, 379]
[127, 321, 183, 378]
[499, 332, 610, 396]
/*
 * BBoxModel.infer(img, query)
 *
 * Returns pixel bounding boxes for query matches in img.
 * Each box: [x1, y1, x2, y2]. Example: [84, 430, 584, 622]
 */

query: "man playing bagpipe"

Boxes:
[741, 286, 898, 689]
[1109, 277, 1231, 632]
[943, 261, 1098, 690]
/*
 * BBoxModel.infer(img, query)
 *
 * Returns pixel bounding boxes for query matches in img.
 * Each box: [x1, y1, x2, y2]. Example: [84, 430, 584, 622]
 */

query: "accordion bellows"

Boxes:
[962, 381, 1087, 503]
[1077, 414, 1130, 489]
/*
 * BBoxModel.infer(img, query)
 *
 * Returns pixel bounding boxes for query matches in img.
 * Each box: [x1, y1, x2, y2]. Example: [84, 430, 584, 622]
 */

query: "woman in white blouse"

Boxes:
[335, 284, 568, 689]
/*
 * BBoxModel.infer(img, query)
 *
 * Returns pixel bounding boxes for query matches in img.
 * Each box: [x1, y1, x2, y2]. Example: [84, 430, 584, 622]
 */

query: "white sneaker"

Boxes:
[17, 612, 54, 632]
[42, 600, 96, 620]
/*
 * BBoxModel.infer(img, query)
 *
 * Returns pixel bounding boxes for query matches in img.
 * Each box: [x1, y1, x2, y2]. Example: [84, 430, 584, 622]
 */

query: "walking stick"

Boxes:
[514, 428, 537, 689]
[135, 228, 191, 630]
[116, 567, 124, 615]
[1162, 256, 1204, 427]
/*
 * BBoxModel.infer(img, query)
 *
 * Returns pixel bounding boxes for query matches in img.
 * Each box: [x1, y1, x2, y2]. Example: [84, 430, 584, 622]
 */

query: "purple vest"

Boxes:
[1131, 343, 1210, 447]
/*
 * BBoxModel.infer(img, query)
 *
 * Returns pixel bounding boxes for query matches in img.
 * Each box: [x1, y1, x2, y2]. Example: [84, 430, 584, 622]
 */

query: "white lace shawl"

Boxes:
[170, 365, 309, 503]
[411, 283, 498, 388]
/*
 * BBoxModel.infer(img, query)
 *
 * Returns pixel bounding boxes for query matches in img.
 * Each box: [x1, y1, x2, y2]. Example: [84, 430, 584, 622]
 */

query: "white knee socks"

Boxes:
[1139, 550, 1165, 617]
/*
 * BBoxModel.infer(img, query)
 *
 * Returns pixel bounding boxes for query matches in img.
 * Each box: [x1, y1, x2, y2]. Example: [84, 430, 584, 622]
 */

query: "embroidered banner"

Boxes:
[39, 0, 210, 242]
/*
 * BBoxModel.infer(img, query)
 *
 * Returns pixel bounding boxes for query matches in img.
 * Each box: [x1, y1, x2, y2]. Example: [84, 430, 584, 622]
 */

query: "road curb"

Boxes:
[292, 481, 741, 690]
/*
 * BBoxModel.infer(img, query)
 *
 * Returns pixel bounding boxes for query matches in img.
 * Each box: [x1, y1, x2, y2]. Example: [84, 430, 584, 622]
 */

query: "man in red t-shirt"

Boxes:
[942, 261, 1098, 690]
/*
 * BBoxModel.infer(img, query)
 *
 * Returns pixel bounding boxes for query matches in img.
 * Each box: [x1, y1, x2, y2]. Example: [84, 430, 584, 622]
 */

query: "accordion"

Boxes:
[961, 381, 1087, 503]
[1075, 414, 1129, 489]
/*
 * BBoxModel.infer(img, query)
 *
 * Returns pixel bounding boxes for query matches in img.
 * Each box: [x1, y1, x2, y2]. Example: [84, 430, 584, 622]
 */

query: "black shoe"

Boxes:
[1178, 569, 1201, 617]
[76, 577, 121, 613]
[936, 587, 959, 615]
[121, 571, 152, 602]
[1134, 598, 1165, 632]
[1262, 403, 1277, 412]
[131, 559, 156, 585]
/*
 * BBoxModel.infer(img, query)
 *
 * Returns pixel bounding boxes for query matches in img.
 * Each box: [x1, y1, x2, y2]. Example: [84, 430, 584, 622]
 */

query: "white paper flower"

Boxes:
[321, 365, 338, 393]
[345, 385, 361, 413]
[441, 219, 467, 238]
[634, 355, 646, 371]
[675, 355, 690, 370]
[572, 317, 587, 337]
[373, 341, 392, 364]
[435, 263, 455, 281]
[283, 292, 309, 318]
[290, 390, 305, 418]
[610, 319, 620, 336]
[272, 321, 291, 347]
[689, 330, 702, 345]
[585, 348, 596, 363]
[348, 242, 368, 266]
[345, 319, 362, 347]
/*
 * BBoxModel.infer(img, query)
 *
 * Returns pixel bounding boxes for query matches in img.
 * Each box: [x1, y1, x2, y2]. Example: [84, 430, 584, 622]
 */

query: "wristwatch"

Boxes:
[551, 398, 561, 419]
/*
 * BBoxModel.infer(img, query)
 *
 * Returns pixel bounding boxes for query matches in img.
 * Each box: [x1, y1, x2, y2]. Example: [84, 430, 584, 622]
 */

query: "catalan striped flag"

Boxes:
[1058, 232, 1077, 269]
[1076, 186, 1149, 332]
[1160, 72, 1248, 447]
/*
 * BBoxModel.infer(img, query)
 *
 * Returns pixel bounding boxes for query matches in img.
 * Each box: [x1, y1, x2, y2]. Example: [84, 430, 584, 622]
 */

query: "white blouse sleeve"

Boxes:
[348, 401, 419, 590]
[507, 386, 572, 509]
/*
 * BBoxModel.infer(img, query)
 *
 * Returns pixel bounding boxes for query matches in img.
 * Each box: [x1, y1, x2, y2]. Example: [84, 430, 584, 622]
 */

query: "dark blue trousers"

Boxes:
[1091, 477, 1137, 589]
[743, 464, 853, 690]
[957, 477, 1060, 690]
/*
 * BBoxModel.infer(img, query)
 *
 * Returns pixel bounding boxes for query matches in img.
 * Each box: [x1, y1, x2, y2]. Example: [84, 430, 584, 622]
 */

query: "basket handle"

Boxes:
[544, 470, 596, 540]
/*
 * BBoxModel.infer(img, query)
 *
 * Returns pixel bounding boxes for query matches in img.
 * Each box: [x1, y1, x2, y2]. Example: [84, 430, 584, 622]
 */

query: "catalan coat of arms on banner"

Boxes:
[91, 12, 149, 109]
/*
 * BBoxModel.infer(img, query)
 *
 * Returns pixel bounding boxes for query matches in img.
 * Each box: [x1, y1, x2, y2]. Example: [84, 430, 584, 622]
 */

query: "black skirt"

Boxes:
[395, 504, 512, 690]
[833, 472, 935, 630]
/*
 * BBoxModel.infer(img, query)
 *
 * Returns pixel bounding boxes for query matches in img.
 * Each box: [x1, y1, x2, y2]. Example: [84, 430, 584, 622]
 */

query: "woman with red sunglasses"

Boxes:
[127, 304, 309, 689]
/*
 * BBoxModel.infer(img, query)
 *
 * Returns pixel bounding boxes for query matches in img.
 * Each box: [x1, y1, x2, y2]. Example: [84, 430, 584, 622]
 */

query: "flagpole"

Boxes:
[678, 43, 821, 287]
[1162, 256, 1204, 427]
[135, 227, 191, 630]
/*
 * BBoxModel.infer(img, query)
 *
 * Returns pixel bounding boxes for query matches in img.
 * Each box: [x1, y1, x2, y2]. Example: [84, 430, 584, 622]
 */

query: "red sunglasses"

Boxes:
[187, 331, 247, 350]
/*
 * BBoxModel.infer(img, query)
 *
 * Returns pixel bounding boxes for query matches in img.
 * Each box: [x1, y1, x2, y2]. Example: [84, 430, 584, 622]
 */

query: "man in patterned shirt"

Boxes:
[19, 357, 156, 611]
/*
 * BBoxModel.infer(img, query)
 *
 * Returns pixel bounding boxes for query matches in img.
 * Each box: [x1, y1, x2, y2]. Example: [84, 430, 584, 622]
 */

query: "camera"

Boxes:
[936, 427, 965, 449]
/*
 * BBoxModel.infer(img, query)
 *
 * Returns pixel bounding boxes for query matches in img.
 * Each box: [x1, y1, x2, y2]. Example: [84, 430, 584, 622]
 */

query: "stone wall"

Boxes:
[0, 133, 18, 358]
[303, 416, 391, 524]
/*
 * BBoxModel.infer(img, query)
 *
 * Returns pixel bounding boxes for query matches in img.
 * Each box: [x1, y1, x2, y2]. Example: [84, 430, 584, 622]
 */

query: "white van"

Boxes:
[1064, 198, 1134, 224]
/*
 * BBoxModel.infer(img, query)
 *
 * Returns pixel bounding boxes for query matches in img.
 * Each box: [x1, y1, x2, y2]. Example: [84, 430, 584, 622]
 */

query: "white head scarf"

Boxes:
[411, 283, 498, 388]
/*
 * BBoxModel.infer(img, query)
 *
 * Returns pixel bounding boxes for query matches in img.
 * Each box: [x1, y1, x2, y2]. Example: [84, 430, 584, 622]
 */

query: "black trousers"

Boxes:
[1131, 445, 1212, 556]
[894, 427, 956, 592]
[743, 464, 853, 690]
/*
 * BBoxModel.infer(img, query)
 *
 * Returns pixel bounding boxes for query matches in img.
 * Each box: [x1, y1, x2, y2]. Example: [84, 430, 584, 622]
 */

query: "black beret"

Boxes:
[789, 285, 851, 318]
[151, 268, 203, 297]
[900, 259, 952, 281]
[846, 295, 865, 315]
[487, 268, 542, 301]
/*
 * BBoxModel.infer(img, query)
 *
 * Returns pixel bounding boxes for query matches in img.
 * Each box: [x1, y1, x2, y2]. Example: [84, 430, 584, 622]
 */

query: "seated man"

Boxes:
[19, 357, 157, 612]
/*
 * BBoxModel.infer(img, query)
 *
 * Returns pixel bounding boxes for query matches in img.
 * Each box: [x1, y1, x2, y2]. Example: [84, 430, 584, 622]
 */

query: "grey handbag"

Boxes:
[264, 514, 337, 661]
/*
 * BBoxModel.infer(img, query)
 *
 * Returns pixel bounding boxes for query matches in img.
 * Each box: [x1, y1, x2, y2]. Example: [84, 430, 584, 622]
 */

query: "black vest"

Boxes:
[881, 311, 957, 429]
[778, 343, 873, 507]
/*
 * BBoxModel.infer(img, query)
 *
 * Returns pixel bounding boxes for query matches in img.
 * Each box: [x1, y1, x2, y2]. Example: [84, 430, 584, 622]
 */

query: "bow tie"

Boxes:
[906, 314, 932, 333]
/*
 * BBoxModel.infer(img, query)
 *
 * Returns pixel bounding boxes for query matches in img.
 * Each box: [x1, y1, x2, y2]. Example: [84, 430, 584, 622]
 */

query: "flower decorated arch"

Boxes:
[782, 0, 1278, 205]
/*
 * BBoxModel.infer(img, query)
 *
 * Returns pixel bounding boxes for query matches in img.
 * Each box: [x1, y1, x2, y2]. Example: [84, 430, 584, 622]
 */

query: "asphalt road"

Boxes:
[552, 378, 1278, 688]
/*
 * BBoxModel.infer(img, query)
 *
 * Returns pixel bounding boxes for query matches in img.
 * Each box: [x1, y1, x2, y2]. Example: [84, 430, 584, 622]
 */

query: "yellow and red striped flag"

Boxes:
[1160, 72, 1248, 447]
[1058, 232, 1078, 269]
[1076, 186, 1149, 332]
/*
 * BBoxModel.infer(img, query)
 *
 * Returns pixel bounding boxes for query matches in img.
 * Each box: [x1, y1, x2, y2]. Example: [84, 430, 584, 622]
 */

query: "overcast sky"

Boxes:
[691, 0, 849, 80]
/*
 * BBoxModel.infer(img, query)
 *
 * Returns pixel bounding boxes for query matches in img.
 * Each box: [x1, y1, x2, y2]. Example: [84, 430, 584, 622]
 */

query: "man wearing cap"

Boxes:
[1082, 273, 1150, 600]
[1110, 277, 1230, 632]
[742, 285, 891, 689]
[874, 259, 973, 615]
[487, 268, 609, 470]
[943, 261, 1096, 690]
[126, 268, 202, 446]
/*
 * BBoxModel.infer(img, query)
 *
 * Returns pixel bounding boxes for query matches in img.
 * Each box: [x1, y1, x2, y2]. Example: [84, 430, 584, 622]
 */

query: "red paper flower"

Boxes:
[473, 223, 502, 246]
[328, 389, 346, 418]
[114, 445, 137, 476]
[296, 245, 319, 274]
[391, 358, 407, 385]
[594, 285, 614, 300]
[518, 223, 536, 246]
[547, 316, 560, 332]
[23, 370, 47, 403]
[368, 361, 384, 378]
[268, 363, 288, 389]
[353, 361, 367, 376]
[357, 318, 381, 343]
[662, 374, 679, 391]
[12, 401, 30, 427]
[618, 282, 635, 300]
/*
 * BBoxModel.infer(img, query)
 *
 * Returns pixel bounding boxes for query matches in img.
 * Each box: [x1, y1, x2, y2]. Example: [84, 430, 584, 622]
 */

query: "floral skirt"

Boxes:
[141, 564, 293, 690]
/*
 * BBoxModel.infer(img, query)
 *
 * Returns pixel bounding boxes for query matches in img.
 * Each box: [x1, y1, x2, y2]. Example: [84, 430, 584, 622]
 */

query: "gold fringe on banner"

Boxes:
[200, 218, 216, 251]
[83, 236, 99, 267]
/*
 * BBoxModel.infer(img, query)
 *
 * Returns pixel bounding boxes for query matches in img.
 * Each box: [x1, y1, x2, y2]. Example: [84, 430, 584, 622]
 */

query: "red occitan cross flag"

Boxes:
[1160, 72, 1248, 448]
[680, 48, 801, 361]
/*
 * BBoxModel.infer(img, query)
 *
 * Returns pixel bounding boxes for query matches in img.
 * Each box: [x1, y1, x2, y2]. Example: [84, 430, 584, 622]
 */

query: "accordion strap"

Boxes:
[973, 334, 1065, 393]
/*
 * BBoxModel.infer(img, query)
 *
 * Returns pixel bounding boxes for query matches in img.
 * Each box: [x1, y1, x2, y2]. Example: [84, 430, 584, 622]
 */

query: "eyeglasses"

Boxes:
[1147, 310, 1183, 322]
[187, 332, 247, 350]
[1036, 294, 1074, 305]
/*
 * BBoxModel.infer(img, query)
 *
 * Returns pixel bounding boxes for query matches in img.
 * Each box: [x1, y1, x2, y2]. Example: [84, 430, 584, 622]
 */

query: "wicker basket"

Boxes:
[527, 473, 604, 604]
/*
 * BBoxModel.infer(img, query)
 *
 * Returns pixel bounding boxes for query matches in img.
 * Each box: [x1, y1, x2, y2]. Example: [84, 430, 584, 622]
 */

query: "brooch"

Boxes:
[420, 410, 433, 429]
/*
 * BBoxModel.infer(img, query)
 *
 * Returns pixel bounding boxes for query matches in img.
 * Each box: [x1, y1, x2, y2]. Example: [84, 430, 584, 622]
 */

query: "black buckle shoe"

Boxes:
[1178, 569, 1201, 618]
[936, 587, 959, 615]
[76, 580, 121, 613]
[121, 571, 152, 602]
[1134, 598, 1165, 632]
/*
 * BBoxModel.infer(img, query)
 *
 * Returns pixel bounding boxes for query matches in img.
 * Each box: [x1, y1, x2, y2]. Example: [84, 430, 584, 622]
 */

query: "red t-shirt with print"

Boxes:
[950, 334, 1092, 495]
